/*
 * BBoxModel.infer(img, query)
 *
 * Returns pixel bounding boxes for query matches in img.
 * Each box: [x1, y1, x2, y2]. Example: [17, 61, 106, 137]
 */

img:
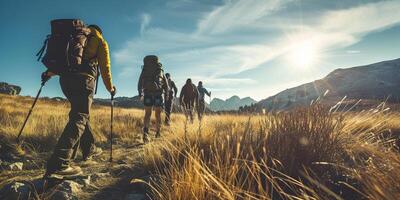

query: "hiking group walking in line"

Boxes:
[25, 19, 212, 180]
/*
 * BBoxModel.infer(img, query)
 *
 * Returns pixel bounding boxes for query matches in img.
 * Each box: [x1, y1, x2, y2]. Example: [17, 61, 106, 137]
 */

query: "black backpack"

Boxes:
[36, 19, 91, 75]
[141, 55, 165, 93]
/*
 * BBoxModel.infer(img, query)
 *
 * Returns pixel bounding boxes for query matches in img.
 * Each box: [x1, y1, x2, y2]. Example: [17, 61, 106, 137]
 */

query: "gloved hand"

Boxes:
[41, 71, 52, 83]
[164, 94, 169, 102]
[110, 86, 117, 97]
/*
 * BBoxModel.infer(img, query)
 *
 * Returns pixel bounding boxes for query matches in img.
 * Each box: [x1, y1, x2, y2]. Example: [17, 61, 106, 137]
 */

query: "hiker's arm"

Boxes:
[172, 81, 178, 97]
[179, 86, 184, 104]
[98, 38, 113, 93]
[205, 88, 211, 97]
[163, 73, 170, 94]
[195, 87, 200, 106]
[162, 74, 170, 101]
[138, 71, 144, 96]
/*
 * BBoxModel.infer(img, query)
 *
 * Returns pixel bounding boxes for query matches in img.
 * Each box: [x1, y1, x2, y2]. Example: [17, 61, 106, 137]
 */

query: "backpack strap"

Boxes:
[36, 35, 50, 61]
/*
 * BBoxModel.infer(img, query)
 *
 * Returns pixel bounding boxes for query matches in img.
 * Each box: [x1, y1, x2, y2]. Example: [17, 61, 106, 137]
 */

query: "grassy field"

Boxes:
[1, 93, 400, 199]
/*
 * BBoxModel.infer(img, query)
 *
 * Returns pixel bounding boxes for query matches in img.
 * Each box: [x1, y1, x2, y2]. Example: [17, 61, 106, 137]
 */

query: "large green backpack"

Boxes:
[141, 55, 164, 93]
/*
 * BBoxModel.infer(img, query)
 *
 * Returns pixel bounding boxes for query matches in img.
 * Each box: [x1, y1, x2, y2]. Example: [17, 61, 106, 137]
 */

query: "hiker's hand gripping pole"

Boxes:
[16, 73, 51, 144]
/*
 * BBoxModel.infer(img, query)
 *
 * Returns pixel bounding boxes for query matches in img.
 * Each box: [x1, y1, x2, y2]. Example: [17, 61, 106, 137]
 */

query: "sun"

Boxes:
[287, 41, 319, 69]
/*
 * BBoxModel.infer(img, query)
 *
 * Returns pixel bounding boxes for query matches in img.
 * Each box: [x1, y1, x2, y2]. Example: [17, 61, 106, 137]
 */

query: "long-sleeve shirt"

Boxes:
[197, 86, 210, 100]
[83, 27, 113, 92]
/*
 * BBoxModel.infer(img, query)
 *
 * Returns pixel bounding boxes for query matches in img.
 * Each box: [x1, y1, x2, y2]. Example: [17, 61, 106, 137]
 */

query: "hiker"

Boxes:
[179, 78, 199, 123]
[197, 81, 211, 120]
[164, 73, 178, 126]
[138, 55, 169, 143]
[41, 21, 116, 178]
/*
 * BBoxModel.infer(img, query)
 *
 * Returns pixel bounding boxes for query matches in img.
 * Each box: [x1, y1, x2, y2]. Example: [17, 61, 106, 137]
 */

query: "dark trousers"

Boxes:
[46, 75, 95, 173]
[182, 100, 195, 122]
[164, 92, 173, 123]
[197, 99, 206, 120]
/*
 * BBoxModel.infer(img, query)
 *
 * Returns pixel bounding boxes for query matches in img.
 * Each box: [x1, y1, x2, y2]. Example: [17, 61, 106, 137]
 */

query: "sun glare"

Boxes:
[287, 41, 318, 69]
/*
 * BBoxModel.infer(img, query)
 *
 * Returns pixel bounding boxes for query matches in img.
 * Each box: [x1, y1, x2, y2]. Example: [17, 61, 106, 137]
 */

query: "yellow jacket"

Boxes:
[84, 27, 113, 92]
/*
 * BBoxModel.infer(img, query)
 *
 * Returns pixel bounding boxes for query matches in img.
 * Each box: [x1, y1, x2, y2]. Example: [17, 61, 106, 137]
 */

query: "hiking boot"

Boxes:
[143, 134, 149, 143]
[143, 127, 149, 143]
[44, 165, 82, 179]
[155, 131, 161, 138]
[82, 147, 103, 161]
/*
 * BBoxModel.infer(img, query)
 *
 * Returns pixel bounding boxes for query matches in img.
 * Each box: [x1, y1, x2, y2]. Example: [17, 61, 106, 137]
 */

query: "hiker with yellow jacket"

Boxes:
[42, 23, 116, 178]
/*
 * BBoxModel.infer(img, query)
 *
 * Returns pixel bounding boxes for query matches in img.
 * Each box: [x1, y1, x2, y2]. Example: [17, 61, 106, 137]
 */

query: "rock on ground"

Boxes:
[51, 180, 82, 200]
[7, 162, 23, 171]
[125, 193, 146, 200]
[0, 181, 31, 200]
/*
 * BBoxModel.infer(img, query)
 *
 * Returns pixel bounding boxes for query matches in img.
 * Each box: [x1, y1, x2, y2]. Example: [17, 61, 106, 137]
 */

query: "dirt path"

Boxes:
[0, 139, 154, 200]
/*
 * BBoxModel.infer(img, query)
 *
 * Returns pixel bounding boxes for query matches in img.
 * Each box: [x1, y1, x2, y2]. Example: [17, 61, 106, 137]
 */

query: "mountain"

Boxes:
[258, 58, 400, 111]
[94, 96, 185, 112]
[94, 96, 143, 108]
[0, 82, 21, 95]
[210, 95, 257, 111]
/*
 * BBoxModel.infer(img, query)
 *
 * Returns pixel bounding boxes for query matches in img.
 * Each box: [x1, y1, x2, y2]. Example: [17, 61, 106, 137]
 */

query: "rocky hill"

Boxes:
[258, 58, 400, 111]
[0, 82, 21, 95]
[210, 95, 257, 111]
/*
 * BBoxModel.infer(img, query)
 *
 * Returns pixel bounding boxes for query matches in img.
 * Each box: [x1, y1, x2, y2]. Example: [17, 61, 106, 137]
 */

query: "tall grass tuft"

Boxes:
[144, 105, 400, 200]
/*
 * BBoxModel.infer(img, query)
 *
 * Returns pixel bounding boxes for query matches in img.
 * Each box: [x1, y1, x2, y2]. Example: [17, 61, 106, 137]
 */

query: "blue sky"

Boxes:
[1, 0, 400, 101]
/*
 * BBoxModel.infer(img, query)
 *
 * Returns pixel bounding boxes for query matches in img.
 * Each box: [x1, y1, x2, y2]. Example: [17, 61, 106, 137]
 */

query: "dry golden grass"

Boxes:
[1, 94, 400, 199]
[142, 104, 400, 200]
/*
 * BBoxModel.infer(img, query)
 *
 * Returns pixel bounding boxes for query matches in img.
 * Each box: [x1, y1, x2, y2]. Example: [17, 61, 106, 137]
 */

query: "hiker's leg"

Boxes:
[154, 107, 162, 133]
[143, 94, 155, 133]
[46, 76, 94, 174]
[200, 100, 205, 119]
[197, 101, 202, 120]
[154, 94, 163, 136]
[80, 121, 95, 159]
[189, 101, 194, 122]
[164, 93, 172, 123]
[144, 106, 152, 131]
[71, 139, 80, 160]
[183, 101, 189, 121]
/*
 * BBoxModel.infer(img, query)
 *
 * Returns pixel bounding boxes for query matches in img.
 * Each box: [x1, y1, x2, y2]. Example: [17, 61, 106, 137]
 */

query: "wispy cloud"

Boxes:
[197, 0, 292, 35]
[140, 13, 151, 35]
[114, 0, 400, 98]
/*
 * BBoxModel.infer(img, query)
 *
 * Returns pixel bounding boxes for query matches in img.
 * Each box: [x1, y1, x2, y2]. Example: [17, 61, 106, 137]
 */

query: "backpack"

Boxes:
[36, 19, 91, 75]
[182, 83, 197, 101]
[141, 55, 164, 93]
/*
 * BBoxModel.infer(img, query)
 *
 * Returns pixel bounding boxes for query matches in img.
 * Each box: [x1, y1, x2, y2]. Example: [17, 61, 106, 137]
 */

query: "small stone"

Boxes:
[50, 180, 82, 200]
[51, 191, 77, 200]
[125, 193, 146, 200]
[129, 176, 152, 192]
[8, 162, 23, 171]
[0, 181, 31, 200]
[75, 175, 91, 187]
[92, 172, 110, 181]
[58, 180, 82, 194]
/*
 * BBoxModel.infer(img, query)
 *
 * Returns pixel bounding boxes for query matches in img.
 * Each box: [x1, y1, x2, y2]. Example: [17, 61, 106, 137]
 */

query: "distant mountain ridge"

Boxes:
[210, 95, 257, 111]
[257, 58, 400, 111]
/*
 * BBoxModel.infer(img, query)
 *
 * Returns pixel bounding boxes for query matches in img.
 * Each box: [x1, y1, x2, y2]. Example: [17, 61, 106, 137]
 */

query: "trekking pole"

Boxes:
[109, 92, 115, 163]
[16, 79, 48, 144]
